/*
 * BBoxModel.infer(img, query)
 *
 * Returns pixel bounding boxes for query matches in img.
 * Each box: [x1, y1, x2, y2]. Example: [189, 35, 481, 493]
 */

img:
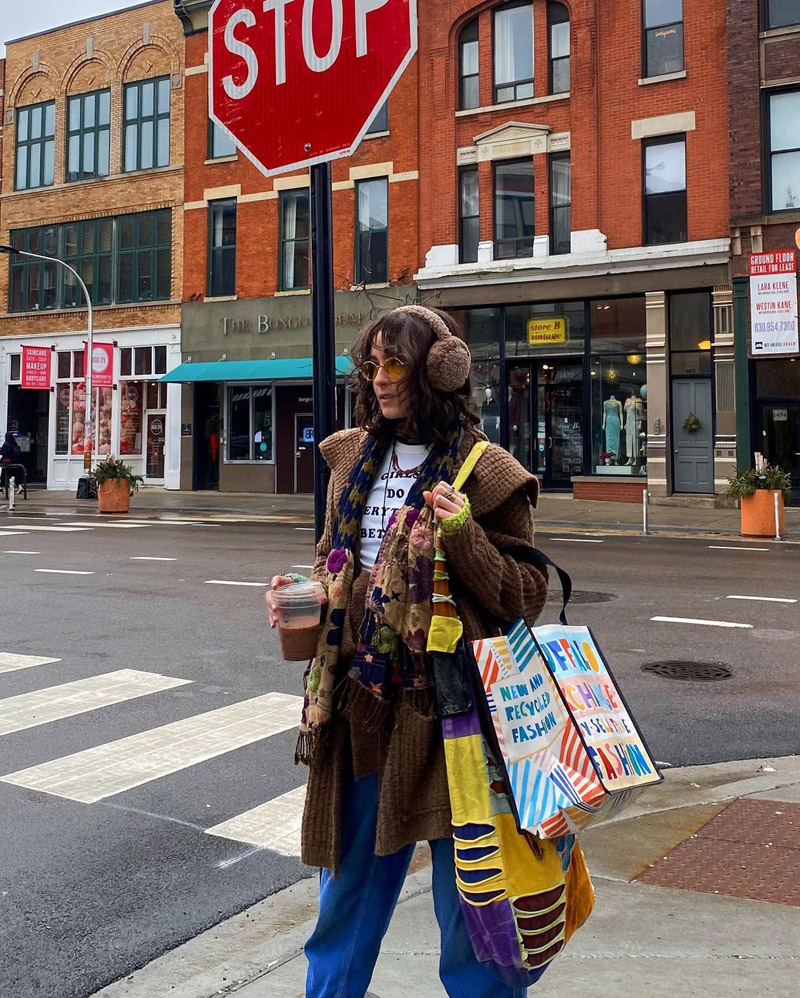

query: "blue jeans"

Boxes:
[305, 774, 527, 998]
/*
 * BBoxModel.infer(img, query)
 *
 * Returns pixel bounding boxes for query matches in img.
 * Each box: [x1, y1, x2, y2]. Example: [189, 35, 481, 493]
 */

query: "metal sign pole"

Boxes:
[310, 161, 337, 544]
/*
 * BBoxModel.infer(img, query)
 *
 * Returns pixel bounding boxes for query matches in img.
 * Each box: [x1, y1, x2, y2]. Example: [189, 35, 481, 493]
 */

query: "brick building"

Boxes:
[728, 0, 800, 502]
[169, 1, 420, 493]
[414, 0, 734, 501]
[0, 0, 184, 489]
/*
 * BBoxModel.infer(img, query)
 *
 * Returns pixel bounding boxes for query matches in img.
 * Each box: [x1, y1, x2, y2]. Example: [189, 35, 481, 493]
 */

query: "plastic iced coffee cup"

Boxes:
[270, 581, 326, 661]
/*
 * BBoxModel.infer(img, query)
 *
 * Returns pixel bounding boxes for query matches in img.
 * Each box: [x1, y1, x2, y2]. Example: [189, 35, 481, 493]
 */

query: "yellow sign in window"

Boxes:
[527, 317, 567, 345]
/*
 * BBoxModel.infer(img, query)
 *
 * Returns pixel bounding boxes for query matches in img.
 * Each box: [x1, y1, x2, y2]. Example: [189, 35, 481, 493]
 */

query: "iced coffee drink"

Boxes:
[270, 581, 325, 661]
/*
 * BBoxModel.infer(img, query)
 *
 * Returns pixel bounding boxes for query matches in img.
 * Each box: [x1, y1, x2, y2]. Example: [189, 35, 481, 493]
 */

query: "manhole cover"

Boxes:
[641, 661, 733, 681]
[547, 590, 618, 605]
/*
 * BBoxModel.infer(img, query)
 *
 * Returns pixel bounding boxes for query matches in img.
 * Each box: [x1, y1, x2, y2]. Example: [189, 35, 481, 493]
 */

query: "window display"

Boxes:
[226, 384, 274, 462]
[592, 358, 647, 474]
[120, 382, 144, 455]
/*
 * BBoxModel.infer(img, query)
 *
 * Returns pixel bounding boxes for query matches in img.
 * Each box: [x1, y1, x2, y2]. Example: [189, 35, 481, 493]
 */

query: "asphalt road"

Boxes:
[0, 509, 797, 997]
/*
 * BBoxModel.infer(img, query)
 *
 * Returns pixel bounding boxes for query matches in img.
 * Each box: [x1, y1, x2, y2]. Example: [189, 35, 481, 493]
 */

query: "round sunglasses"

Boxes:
[359, 356, 407, 382]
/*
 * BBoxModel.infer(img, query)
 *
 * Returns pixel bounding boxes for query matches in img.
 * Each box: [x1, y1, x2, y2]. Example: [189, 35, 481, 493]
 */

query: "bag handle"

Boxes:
[496, 545, 573, 626]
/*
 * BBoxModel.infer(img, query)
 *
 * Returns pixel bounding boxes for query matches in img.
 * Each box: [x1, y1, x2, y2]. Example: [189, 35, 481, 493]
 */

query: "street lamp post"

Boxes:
[0, 244, 95, 475]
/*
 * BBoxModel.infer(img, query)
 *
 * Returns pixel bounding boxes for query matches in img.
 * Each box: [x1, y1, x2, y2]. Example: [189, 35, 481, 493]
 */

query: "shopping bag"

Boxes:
[472, 618, 662, 838]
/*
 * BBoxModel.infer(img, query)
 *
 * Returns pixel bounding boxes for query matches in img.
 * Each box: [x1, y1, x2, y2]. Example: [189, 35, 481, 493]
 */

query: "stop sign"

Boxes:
[209, 0, 418, 177]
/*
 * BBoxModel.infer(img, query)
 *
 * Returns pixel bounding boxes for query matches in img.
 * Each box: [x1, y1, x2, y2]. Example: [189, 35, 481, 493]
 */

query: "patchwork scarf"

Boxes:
[295, 424, 462, 764]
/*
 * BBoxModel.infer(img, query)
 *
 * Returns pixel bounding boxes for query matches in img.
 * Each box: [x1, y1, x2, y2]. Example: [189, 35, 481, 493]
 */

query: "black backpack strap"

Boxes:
[497, 545, 573, 625]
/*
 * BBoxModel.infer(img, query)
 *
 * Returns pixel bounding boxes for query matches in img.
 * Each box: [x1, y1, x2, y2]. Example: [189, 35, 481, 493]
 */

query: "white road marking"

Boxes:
[708, 545, 770, 552]
[206, 784, 307, 857]
[130, 556, 178, 561]
[0, 653, 61, 674]
[651, 616, 753, 629]
[0, 670, 190, 736]
[205, 579, 267, 587]
[726, 595, 797, 604]
[548, 537, 604, 544]
[3, 550, 39, 554]
[1, 692, 303, 802]
[35, 569, 95, 576]
[295, 527, 315, 531]
[0, 531, 30, 537]
[291, 565, 314, 570]
[4, 525, 92, 532]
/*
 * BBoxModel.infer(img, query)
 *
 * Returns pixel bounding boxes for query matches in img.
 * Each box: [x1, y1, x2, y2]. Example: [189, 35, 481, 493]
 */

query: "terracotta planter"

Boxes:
[97, 479, 132, 514]
[740, 489, 785, 537]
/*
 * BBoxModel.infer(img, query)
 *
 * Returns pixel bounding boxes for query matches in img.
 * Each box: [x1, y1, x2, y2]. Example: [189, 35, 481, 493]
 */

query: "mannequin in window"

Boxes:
[624, 392, 644, 465]
[602, 395, 622, 464]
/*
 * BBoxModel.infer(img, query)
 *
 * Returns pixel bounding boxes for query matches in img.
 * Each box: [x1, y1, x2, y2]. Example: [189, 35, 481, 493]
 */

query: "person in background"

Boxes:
[0, 431, 24, 494]
[267, 305, 548, 998]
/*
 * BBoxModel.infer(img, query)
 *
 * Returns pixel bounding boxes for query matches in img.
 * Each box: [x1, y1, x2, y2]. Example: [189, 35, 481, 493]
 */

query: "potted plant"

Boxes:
[90, 456, 144, 514]
[725, 464, 791, 537]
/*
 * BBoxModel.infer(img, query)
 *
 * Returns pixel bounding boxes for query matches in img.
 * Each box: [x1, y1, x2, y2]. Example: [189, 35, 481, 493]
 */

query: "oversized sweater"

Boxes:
[302, 424, 548, 873]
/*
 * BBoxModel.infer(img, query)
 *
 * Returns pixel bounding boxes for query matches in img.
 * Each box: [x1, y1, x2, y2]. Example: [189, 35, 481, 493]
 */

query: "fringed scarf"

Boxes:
[295, 424, 462, 763]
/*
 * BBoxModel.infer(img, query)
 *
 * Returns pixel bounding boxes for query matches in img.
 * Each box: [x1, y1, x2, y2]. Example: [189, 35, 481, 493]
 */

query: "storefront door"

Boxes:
[294, 413, 314, 493]
[760, 403, 800, 501]
[671, 379, 713, 493]
[146, 413, 166, 479]
[508, 361, 584, 489]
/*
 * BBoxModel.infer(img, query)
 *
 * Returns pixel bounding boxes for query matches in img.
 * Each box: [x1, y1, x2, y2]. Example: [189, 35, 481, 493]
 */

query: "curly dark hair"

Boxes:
[349, 306, 478, 447]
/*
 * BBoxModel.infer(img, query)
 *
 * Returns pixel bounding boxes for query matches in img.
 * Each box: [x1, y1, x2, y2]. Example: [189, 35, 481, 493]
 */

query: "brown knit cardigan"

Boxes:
[301, 424, 548, 873]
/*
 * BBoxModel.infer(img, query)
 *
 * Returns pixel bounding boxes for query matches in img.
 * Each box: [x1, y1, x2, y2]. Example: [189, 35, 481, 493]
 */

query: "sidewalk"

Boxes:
[9, 486, 800, 540]
[94, 755, 800, 998]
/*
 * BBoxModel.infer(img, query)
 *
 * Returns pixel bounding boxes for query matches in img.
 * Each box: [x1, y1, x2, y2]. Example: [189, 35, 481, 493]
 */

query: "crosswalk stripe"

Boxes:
[1, 525, 92, 532]
[1, 691, 303, 803]
[206, 784, 307, 856]
[0, 653, 61, 674]
[0, 531, 31, 536]
[0, 669, 191, 736]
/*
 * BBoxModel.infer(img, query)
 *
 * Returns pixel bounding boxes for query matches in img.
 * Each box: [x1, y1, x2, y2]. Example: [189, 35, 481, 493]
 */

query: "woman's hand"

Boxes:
[423, 481, 466, 522]
[265, 576, 295, 628]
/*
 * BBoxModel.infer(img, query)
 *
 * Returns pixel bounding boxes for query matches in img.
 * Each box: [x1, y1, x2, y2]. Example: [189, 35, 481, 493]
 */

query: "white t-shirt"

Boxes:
[359, 441, 431, 570]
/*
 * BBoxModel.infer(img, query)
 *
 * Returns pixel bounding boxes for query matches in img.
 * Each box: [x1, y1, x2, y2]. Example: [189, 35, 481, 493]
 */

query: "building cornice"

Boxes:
[173, 0, 211, 36]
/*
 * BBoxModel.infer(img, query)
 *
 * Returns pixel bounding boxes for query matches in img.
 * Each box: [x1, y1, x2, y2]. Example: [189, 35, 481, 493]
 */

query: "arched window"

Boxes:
[548, 2, 570, 94]
[459, 19, 480, 110]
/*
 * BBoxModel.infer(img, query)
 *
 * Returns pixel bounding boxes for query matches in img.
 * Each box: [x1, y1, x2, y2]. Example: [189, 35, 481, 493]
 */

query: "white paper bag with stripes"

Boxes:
[472, 619, 662, 838]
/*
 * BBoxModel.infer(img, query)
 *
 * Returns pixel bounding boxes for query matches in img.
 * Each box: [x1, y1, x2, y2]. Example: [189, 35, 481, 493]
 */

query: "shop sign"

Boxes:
[749, 251, 799, 357]
[21, 345, 52, 389]
[84, 343, 115, 388]
[222, 310, 371, 335]
[527, 318, 567, 346]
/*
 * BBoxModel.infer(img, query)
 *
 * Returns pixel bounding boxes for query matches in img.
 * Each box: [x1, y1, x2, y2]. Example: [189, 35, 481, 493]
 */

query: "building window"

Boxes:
[63, 218, 113, 306]
[548, 3, 570, 94]
[124, 77, 170, 172]
[494, 159, 535, 259]
[366, 102, 388, 134]
[226, 385, 274, 462]
[55, 349, 111, 457]
[117, 209, 173, 303]
[209, 120, 236, 159]
[66, 90, 111, 182]
[643, 0, 683, 77]
[8, 227, 59, 312]
[767, 90, 800, 212]
[15, 101, 55, 191]
[208, 199, 237, 298]
[764, 0, 800, 29]
[643, 136, 687, 244]
[494, 2, 534, 103]
[459, 166, 480, 264]
[279, 190, 310, 290]
[459, 19, 480, 110]
[355, 178, 389, 284]
[549, 154, 571, 255]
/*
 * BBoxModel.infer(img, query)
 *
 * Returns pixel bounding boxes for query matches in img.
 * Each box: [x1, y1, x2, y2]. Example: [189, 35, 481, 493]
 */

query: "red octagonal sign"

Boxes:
[209, 0, 418, 177]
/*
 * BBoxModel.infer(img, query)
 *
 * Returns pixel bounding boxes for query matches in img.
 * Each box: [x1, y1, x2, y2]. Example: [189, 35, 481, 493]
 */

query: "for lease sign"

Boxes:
[749, 250, 799, 356]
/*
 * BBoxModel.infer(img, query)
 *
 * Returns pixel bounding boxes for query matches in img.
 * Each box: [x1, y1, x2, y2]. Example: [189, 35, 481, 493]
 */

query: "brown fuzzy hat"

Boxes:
[390, 305, 472, 392]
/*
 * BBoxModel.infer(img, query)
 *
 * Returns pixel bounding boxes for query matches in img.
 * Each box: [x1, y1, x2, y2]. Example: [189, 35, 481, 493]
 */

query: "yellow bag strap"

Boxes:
[452, 439, 490, 493]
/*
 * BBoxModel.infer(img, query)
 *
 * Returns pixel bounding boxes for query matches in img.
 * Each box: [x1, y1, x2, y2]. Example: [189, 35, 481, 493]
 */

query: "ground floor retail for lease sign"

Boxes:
[749, 250, 799, 356]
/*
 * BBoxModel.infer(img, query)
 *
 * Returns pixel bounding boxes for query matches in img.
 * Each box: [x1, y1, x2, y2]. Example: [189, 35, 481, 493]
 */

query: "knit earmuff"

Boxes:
[391, 305, 472, 392]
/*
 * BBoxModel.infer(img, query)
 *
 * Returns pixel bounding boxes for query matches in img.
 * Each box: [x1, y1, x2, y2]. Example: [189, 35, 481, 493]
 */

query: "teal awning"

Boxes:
[160, 357, 353, 383]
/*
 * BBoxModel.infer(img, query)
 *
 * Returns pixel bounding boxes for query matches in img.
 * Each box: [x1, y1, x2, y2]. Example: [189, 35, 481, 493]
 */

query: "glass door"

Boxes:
[542, 363, 584, 488]
[760, 403, 800, 502]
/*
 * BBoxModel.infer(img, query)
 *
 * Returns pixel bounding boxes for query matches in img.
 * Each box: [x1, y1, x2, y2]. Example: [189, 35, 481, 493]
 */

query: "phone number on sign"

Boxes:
[753, 320, 796, 334]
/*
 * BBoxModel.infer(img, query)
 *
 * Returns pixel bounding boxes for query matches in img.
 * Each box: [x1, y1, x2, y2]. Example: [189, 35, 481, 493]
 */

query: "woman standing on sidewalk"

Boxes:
[268, 306, 548, 998]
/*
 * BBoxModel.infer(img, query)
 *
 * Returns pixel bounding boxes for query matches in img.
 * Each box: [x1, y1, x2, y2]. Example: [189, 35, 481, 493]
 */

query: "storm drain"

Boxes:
[641, 661, 733, 682]
[547, 590, 618, 605]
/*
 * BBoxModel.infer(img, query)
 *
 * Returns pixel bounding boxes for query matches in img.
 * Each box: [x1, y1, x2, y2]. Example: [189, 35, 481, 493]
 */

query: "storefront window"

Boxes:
[226, 384, 274, 462]
[469, 359, 502, 443]
[120, 382, 144, 455]
[506, 301, 586, 358]
[590, 297, 647, 475]
[450, 307, 501, 360]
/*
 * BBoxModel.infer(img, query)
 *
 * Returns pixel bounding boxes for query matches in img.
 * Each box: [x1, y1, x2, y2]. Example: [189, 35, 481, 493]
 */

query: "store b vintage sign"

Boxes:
[84, 343, 115, 388]
[21, 345, 52, 389]
[749, 250, 799, 357]
[527, 317, 567, 346]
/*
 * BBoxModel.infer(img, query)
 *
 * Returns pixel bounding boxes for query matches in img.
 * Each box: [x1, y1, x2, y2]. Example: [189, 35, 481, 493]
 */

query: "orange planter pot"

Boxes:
[97, 479, 131, 514]
[740, 490, 785, 537]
